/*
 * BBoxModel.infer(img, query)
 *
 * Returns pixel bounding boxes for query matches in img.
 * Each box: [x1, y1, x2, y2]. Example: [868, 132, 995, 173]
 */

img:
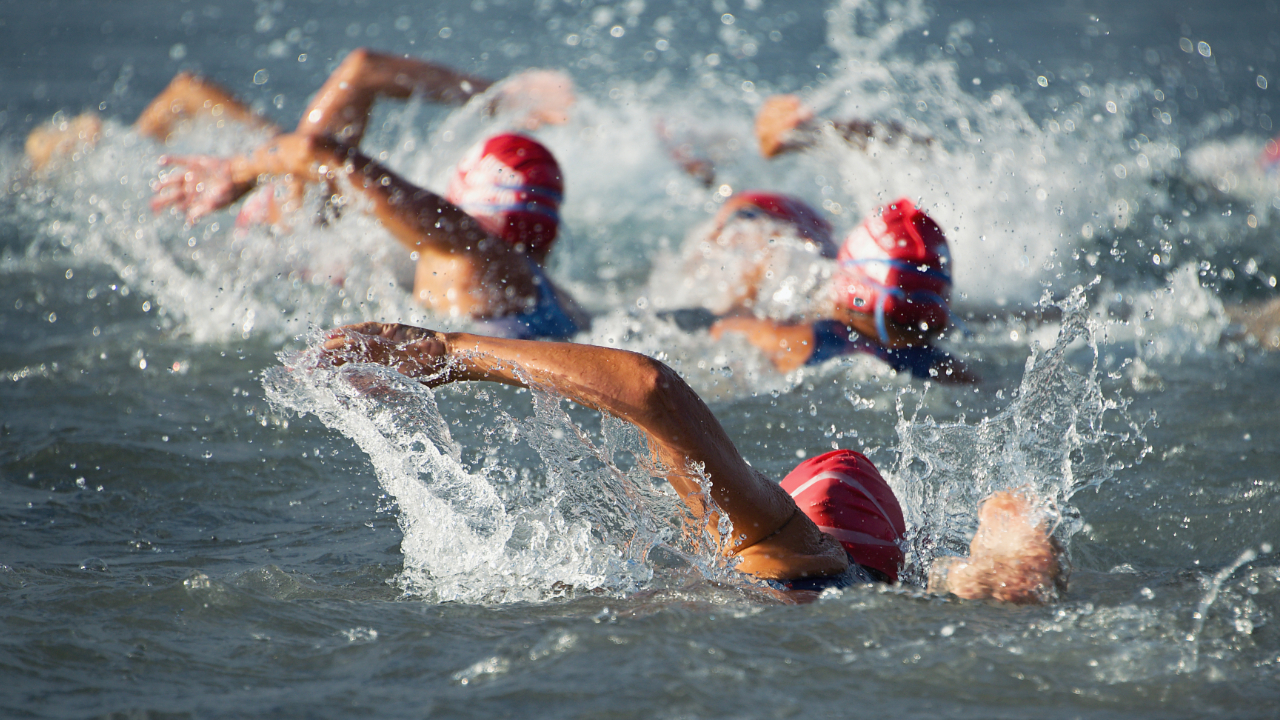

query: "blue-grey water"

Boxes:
[4, 1, 1280, 717]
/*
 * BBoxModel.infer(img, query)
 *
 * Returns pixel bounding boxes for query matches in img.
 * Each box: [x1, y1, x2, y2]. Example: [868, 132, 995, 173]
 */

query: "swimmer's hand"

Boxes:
[491, 70, 576, 129]
[927, 489, 1067, 604]
[755, 94, 816, 158]
[151, 154, 254, 222]
[321, 322, 453, 384]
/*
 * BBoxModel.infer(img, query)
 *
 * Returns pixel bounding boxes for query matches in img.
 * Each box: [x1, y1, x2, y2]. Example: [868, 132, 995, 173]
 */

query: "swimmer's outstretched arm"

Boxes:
[755, 95, 931, 159]
[296, 48, 574, 142]
[319, 322, 851, 581]
[155, 134, 502, 258]
[150, 50, 574, 222]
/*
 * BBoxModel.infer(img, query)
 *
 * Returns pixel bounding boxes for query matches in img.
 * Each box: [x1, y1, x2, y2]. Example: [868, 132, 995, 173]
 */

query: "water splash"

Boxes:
[1178, 543, 1273, 675]
[262, 341, 739, 603]
[888, 286, 1149, 583]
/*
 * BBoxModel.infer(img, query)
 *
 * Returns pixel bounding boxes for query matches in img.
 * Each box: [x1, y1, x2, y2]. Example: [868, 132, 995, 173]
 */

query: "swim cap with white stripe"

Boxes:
[446, 133, 563, 256]
[781, 449, 906, 583]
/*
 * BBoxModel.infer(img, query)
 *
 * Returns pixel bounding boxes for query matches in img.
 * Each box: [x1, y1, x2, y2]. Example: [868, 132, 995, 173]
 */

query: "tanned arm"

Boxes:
[319, 322, 850, 581]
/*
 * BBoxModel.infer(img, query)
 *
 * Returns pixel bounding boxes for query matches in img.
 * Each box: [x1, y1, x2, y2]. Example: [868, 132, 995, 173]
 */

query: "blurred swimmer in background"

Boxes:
[653, 93, 973, 381]
[316, 321, 1062, 602]
[26, 48, 587, 340]
[659, 189, 976, 382]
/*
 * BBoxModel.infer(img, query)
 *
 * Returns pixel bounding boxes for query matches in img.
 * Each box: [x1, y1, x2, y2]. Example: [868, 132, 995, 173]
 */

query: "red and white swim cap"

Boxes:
[781, 449, 906, 583]
[833, 198, 952, 343]
[717, 191, 837, 258]
[445, 133, 563, 256]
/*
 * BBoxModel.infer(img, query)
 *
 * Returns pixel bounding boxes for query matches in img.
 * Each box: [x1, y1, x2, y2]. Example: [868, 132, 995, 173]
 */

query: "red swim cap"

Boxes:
[833, 198, 952, 343]
[446, 133, 563, 256]
[781, 449, 905, 583]
[717, 191, 837, 258]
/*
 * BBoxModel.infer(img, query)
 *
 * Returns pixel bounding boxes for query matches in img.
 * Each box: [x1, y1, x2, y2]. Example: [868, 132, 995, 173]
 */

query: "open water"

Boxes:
[4, 1, 1280, 717]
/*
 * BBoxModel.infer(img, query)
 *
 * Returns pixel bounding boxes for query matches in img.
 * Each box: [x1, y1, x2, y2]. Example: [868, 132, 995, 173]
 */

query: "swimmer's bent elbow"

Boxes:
[621, 356, 699, 429]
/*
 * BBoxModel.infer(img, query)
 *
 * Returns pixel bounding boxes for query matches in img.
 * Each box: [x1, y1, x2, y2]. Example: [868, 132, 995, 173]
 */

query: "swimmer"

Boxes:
[755, 93, 932, 160]
[138, 50, 584, 339]
[673, 191, 975, 382]
[155, 130, 588, 339]
[317, 321, 1064, 602]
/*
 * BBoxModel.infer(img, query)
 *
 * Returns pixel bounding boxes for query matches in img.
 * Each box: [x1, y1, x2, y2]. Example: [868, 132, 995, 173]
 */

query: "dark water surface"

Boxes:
[4, 1, 1280, 718]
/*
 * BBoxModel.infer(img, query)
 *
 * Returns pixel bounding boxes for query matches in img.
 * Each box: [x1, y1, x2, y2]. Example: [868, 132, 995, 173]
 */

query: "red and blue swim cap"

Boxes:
[446, 133, 563, 257]
[716, 191, 838, 258]
[781, 449, 906, 583]
[833, 198, 952, 344]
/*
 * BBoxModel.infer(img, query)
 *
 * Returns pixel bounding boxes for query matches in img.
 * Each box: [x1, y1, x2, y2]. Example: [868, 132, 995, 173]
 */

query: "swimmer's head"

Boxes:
[446, 133, 563, 262]
[781, 449, 905, 583]
[714, 191, 837, 258]
[833, 198, 951, 345]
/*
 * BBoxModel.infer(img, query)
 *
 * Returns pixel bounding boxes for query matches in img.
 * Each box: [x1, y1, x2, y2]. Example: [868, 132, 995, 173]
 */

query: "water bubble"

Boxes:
[1037, 76, 1049, 87]
[610, 25, 624, 37]
[253, 69, 268, 85]
[1197, 41, 1211, 57]
[169, 43, 186, 60]
[1259, 75, 1269, 90]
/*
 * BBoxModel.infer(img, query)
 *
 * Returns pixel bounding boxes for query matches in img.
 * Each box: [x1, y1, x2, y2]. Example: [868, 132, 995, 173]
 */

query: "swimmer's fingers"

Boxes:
[321, 323, 449, 380]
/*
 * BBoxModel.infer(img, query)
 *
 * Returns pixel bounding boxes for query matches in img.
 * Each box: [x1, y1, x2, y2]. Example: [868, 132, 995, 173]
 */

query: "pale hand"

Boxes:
[928, 489, 1065, 604]
[755, 94, 815, 158]
[493, 70, 576, 129]
[151, 155, 249, 223]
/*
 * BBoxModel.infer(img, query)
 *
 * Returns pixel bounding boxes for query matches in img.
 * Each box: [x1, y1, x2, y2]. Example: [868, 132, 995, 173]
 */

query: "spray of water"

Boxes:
[888, 285, 1150, 584]
[262, 340, 740, 603]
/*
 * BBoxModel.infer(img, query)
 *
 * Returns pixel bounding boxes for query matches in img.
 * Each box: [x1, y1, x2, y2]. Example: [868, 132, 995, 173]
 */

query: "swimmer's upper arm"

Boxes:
[444, 334, 794, 547]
